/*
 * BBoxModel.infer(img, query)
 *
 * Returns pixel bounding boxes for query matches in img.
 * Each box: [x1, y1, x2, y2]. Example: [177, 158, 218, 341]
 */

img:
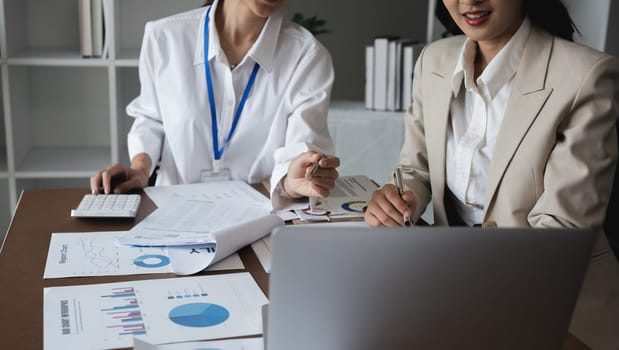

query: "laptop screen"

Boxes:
[267, 226, 594, 350]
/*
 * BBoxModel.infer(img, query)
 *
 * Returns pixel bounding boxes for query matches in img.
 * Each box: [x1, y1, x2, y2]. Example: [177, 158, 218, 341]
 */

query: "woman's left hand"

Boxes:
[282, 151, 340, 199]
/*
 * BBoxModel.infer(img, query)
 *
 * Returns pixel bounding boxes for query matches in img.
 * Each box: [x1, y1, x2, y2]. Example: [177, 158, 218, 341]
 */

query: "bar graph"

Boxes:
[100, 287, 147, 337]
[167, 284, 209, 300]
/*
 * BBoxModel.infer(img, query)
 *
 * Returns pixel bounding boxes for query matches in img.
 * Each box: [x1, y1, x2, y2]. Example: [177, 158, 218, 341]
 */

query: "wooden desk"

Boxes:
[0, 188, 589, 349]
[0, 188, 268, 349]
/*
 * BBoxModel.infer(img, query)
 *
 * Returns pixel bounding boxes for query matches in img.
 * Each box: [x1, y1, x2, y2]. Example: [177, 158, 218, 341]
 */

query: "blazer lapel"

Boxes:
[484, 27, 554, 214]
[427, 41, 462, 223]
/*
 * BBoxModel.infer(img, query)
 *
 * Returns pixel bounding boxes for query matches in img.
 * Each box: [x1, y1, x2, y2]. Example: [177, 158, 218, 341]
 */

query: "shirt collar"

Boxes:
[451, 17, 531, 99]
[194, 0, 282, 73]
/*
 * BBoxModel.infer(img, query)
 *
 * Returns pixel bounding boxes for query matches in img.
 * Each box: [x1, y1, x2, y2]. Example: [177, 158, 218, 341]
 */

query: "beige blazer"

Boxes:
[400, 25, 619, 349]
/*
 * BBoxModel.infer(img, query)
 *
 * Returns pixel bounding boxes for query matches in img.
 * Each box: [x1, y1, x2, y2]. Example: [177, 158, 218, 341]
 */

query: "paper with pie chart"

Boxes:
[295, 175, 379, 220]
[133, 336, 263, 350]
[43, 232, 244, 278]
[43, 273, 267, 350]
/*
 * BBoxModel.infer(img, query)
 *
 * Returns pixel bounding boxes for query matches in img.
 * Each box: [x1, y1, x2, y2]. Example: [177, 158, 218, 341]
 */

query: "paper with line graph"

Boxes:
[43, 232, 243, 278]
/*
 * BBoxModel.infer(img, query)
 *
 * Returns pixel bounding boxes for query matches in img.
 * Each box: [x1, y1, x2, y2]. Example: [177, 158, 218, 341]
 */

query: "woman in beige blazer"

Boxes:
[365, 0, 619, 348]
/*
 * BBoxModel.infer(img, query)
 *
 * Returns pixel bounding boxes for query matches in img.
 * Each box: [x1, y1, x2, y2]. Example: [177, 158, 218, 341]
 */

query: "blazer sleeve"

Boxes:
[399, 46, 433, 222]
[528, 55, 619, 230]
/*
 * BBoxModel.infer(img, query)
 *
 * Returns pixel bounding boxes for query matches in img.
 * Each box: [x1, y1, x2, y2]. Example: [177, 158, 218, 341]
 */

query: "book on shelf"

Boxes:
[91, 0, 104, 56]
[386, 39, 399, 111]
[372, 35, 398, 111]
[78, 0, 93, 57]
[79, 0, 108, 58]
[366, 36, 425, 112]
[365, 45, 374, 109]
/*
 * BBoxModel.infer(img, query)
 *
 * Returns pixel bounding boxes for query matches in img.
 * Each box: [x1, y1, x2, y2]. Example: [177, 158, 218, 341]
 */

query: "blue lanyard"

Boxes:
[204, 5, 260, 161]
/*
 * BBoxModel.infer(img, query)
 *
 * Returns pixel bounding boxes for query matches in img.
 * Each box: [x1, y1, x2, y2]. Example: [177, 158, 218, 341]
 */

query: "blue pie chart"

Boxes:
[133, 254, 170, 268]
[168, 303, 230, 327]
[341, 200, 367, 213]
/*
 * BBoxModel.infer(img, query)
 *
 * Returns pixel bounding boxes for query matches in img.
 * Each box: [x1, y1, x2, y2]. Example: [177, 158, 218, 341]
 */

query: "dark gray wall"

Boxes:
[284, 1, 429, 101]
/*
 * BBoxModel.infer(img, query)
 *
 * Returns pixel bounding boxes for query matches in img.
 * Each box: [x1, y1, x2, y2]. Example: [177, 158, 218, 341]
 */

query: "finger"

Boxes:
[364, 210, 382, 227]
[307, 168, 340, 196]
[305, 153, 326, 178]
[400, 191, 416, 218]
[376, 199, 406, 227]
[100, 164, 127, 194]
[112, 177, 142, 194]
[115, 167, 151, 194]
[384, 188, 411, 223]
[367, 202, 403, 227]
[306, 166, 339, 183]
[290, 152, 320, 178]
[364, 189, 397, 227]
[309, 181, 335, 198]
[318, 156, 340, 169]
[90, 173, 102, 194]
[100, 170, 113, 194]
[373, 186, 409, 226]
[305, 151, 324, 167]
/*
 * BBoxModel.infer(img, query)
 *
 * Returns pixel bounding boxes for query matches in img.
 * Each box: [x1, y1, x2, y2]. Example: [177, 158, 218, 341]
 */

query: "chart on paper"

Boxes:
[44, 232, 173, 278]
[44, 273, 267, 350]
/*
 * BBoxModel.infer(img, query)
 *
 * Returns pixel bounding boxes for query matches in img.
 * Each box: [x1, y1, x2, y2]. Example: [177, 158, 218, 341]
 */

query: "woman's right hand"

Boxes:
[364, 184, 417, 227]
[90, 153, 152, 194]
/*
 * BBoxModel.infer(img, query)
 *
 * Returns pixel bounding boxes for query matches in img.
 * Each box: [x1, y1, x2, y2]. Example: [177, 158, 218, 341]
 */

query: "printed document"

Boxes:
[44, 273, 267, 350]
[43, 232, 243, 278]
[134, 337, 263, 350]
[118, 181, 284, 274]
[291, 175, 379, 221]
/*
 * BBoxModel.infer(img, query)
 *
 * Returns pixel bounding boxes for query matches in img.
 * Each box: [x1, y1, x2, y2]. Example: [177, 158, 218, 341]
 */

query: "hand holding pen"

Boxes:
[363, 166, 415, 227]
[307, 153, 328, 215]
[280, 151, 340, 201]
[393, 167, 412, 227]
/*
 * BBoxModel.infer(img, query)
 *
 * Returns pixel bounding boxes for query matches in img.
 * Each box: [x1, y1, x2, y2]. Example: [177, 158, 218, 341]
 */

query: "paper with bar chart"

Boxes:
[43, 273, 267, 350]
[43, 232, 244, 278]
[133, 336, 263, 350]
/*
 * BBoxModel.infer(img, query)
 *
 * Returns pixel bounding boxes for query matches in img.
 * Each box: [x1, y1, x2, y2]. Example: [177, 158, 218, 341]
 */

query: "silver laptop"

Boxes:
[266, 226, 595, 350]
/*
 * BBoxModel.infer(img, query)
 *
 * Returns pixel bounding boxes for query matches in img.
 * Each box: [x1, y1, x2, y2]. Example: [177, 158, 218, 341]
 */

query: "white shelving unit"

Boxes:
[327, 101, 405, 185]
[0, 0, 204, 236]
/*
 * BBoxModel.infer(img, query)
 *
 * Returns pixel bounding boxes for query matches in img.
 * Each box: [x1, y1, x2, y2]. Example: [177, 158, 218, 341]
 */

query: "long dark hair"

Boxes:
[203, 0, 213, 6]
[435, 0, 579, 41]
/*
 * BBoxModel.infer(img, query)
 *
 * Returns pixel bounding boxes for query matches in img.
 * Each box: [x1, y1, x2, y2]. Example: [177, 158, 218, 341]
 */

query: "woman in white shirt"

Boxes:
[364, 0, 619, 348]
[90, 0, 339, 208]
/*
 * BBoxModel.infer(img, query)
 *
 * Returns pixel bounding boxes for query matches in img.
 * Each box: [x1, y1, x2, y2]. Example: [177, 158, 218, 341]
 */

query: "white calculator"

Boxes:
[71, 194, 141, 218]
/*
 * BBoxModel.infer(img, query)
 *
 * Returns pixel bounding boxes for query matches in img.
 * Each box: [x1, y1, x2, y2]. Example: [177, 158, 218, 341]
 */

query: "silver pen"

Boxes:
[310, 153, 326, 176]
[394, 167, 412, 227]
[308, 153, 327, 215]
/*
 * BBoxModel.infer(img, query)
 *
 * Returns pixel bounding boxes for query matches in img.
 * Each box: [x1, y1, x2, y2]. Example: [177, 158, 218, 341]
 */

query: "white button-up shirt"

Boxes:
[446, 18, 530, 226]
[126, 0, 334, 205]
